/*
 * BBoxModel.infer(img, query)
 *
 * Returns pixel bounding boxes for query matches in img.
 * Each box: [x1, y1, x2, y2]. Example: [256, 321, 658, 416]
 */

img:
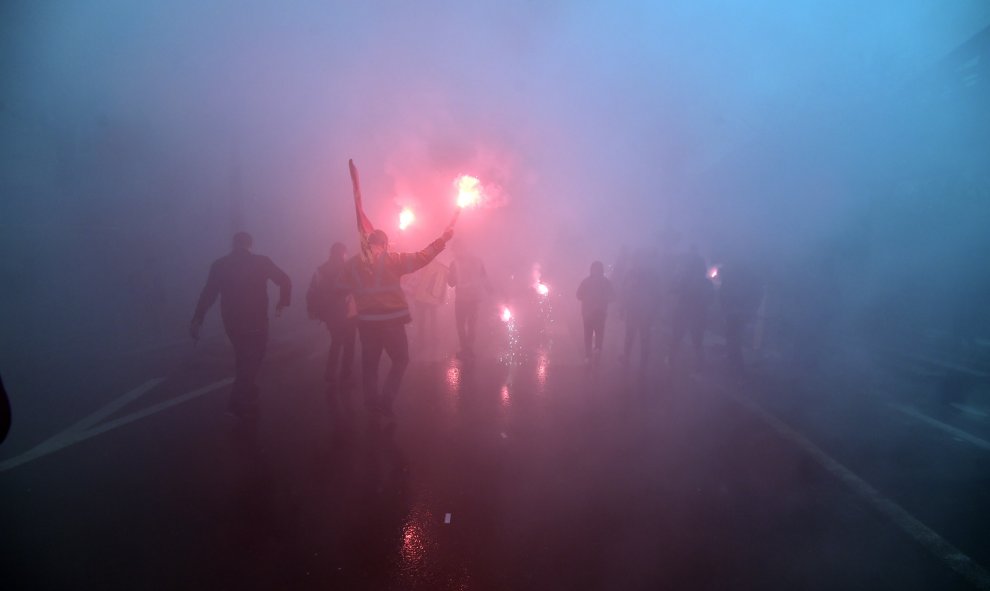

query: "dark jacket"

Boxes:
[192, 249, 291, 336]
[673, 251, 712, 312]
[307, 258, 351, 326]
[576, 275, 615, 317]
[621, 265, 662, 321]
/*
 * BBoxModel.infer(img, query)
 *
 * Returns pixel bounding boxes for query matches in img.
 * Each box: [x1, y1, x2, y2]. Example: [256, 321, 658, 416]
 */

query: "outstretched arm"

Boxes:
[399, 229, 454, 276]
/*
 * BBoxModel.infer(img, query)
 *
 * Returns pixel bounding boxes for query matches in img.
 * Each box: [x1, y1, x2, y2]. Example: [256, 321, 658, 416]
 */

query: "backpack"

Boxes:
[307, 263, 351, 323]
[306, 267, 332, 321]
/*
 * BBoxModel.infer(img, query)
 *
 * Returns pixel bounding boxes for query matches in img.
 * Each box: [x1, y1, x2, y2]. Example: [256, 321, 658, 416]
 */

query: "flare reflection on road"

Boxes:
[446, 360, 461, 395]
[401, 519, 426, 566]
[498, 312, 522, 367]
[535, 349, 549, 393]
[399, 506, 435, 578]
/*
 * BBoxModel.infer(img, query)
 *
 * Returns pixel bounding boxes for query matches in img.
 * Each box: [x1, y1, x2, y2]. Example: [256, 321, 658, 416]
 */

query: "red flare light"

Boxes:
[536, 282, 549, 297]
[455, 175, 482, 208]
[500, 306, 512, 323]
[399, 207, 415, 231]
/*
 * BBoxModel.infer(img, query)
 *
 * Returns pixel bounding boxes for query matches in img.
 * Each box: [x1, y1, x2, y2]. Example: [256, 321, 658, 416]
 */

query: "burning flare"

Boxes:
[455, 175, 482, 208]
[399, 207, 415, 231]
[500, 306, 513, 323]
[536, 282, 549, 297]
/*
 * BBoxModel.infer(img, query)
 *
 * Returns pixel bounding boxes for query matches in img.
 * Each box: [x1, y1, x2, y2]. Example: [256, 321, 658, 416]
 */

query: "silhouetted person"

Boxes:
[191, 232, 291, 419]
[620, 251, 661, 375]
[307, 242, 357, 412]
[668, 245, 711, 371]
[340, 229, 452, 418]
[576, 260, 615, 365]
[345, 159, 452, 418]
[790, 254, 840, 373]
[447, 242, 491, 361]
[719, 259, 762, 374]
[405, 259, 449, 356]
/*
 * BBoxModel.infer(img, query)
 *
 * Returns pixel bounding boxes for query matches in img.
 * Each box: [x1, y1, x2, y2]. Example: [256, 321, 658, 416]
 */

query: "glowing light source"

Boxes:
[446, 362, 460, 392]
[536, 282, 549, 296]
[455, 175, 482, 208]
[399, 207, 415, 231]
[535, 349, 549, 392]
[500, 306, 512, 323]
[708, 265, 719, 279]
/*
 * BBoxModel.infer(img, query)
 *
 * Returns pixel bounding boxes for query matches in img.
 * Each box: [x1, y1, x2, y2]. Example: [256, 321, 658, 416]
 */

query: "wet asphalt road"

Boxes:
[3, 319, 990, 590]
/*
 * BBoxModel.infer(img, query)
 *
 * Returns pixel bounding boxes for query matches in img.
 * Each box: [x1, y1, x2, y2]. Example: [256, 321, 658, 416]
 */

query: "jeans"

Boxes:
[454, 299, 480, 354]
[325, 319, 357, 387]
[228, 330, 268, 413]
[358, 320, 410, 412]
[583, 311, 606, 359]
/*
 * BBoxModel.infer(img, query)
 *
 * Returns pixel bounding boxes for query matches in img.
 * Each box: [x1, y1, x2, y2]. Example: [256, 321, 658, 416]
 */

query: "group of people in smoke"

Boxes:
[189, 163, 760, 423]
[190, 227, 452, 422]
[576, 243, 716, 376]
[190, 161, 457, 422]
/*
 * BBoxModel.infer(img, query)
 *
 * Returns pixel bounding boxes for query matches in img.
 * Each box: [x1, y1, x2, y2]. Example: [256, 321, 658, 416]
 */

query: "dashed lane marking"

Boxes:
[61, 377, 166, 436]
[891, 404, 990, 453]
[950, 403, 989, 420]
[0, 378, 232, 473]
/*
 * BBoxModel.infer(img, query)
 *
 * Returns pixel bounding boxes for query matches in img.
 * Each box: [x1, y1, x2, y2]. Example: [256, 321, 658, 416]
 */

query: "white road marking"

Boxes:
[0, 378, 233, 473]
[950, 403, 989, 420]
[61, 378, 166, 436]
[727, 391, 990, 590]
[891, 404, 990, 453]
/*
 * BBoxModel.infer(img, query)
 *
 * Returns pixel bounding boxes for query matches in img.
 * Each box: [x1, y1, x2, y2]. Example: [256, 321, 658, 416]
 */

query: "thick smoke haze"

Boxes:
[1, 0, 988, 357]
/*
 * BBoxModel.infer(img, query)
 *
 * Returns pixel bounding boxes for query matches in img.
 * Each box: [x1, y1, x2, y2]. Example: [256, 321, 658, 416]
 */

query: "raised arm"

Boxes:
[399, 229, 453, 276]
